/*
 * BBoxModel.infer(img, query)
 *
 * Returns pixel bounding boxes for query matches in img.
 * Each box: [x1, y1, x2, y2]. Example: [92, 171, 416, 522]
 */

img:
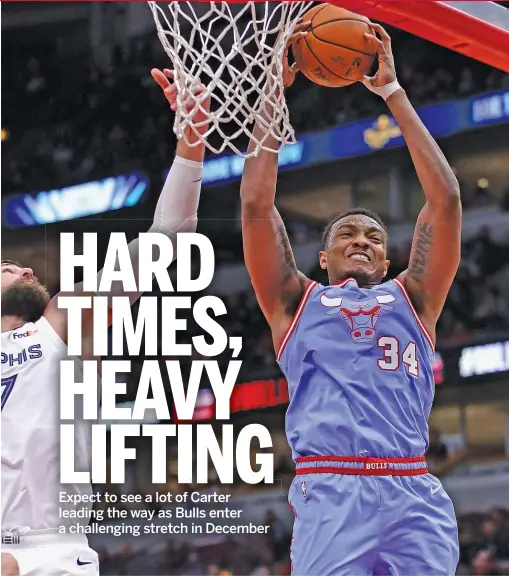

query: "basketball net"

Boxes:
[148, 1, 312, 157]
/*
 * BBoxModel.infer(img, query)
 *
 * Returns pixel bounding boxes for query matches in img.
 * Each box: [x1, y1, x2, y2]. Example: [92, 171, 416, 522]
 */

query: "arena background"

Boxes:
[2, 2, 509, 575]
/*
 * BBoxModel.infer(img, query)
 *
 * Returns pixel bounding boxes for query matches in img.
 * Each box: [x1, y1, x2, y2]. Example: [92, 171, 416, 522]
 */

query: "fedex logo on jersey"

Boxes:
[12, 329, 38, 339]
[320, 292, 395, 343]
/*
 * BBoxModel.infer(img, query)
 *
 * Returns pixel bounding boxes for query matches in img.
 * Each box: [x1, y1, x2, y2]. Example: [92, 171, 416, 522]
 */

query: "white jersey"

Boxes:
[1, 316, 94, 531]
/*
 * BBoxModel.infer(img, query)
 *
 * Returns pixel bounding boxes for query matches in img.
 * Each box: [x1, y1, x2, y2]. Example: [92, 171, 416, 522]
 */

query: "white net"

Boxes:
[148, 1, 312, 157]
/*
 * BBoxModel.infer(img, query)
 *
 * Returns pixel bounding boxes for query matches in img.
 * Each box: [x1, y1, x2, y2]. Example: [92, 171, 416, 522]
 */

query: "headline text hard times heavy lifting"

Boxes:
[58, 233, 274, 486]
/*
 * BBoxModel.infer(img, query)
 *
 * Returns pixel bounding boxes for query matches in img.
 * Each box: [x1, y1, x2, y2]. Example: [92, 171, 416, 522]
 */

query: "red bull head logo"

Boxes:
[320, 292, 395, 343]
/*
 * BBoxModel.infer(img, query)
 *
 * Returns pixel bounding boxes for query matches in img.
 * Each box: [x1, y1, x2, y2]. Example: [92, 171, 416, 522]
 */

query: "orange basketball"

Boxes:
[292, 4, 378, 88]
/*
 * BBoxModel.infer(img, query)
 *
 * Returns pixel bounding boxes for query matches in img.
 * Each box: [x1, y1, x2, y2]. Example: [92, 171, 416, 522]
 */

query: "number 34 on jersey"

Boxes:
[377, 337, 419, 377]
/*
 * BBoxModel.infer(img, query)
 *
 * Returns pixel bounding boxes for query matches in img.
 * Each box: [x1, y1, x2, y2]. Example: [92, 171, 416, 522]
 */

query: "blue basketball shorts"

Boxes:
[288, 456, 459, 576]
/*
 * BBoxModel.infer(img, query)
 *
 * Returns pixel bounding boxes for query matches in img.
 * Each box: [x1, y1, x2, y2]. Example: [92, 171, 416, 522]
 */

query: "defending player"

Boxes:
[1, 70, 209, 576]
[241, 25, 461, 575]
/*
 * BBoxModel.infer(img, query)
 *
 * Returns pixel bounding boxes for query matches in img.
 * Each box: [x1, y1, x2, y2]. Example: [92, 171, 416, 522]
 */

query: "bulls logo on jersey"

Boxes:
[320, 292, 395, 343]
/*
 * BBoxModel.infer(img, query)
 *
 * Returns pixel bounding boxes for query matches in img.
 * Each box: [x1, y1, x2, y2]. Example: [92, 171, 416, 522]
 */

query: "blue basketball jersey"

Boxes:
[277, 277, 436, 460]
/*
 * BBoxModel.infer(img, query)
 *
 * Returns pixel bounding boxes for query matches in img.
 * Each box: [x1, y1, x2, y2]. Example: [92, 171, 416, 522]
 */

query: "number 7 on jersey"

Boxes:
[1, 375, 18, 409]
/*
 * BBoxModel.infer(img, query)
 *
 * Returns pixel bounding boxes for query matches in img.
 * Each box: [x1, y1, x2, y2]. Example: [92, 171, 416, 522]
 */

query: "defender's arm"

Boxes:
[45, 70, 209, 347]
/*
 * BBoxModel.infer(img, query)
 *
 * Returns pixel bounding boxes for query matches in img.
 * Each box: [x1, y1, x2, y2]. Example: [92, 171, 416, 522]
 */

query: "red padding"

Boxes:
[335, 0, 509, 72]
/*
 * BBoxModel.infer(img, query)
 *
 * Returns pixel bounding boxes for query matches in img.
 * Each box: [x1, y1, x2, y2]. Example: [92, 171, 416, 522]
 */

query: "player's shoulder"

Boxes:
[34, 314, 68, 353]
[1, 319, 38, 340]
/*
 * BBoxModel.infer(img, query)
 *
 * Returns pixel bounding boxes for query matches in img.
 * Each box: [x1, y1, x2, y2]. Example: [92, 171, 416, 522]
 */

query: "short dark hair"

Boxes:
[322, 207, 387, 250]
[1, 259, 24, 268]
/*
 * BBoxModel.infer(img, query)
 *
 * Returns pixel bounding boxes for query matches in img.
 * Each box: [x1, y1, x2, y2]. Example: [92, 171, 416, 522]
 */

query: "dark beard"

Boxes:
[1, 281, 50, 323]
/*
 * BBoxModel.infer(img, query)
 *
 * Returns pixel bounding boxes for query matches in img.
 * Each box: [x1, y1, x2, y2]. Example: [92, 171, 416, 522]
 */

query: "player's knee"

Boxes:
[1, 553, 20, 576]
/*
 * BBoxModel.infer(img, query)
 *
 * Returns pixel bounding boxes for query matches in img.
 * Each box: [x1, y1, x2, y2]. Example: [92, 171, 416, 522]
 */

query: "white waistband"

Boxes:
[1, 530, 88, 547]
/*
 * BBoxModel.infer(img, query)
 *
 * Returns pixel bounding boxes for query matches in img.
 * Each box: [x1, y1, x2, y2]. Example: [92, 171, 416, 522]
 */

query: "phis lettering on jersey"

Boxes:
[57, 232, 274, 486]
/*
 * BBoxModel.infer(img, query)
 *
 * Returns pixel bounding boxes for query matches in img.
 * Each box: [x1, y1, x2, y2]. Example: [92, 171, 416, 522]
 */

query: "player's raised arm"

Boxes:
[240, 25, 311, 348]
[45, 70, 210, 347]
[363, 24, 461, 341]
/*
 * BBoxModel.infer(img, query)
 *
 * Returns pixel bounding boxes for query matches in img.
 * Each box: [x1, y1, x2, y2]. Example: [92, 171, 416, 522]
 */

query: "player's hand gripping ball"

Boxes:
[362, 23, 397, 89]
[292, 3, 378, 87]
[281, 20, 311, 89]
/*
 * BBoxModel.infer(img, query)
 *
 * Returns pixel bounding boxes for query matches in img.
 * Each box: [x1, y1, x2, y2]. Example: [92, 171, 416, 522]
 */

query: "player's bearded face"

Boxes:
[320, 216, 389, 287]
[1, 269, 50, 323]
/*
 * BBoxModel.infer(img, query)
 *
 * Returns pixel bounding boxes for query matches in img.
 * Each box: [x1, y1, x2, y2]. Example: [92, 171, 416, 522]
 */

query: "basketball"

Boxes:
[292, 4, 378, 88]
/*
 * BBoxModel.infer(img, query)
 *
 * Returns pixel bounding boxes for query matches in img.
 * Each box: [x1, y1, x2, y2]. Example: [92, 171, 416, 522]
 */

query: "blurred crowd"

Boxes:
[97, 533, 292, 576]
[387, 226, 509, 345]
[458, 509, 509, 576]
[2, 26, 508, 193]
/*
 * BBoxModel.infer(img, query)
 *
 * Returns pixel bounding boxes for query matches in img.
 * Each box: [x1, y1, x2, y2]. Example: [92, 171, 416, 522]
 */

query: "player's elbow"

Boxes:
[443, 189, 462, 213]
[447, 176, 461, 203]
[443, 172, 461, 203]
[241, 194, 275, 218]
[430, 182, 462, 213]
[240, 177, 277, 214]
[176, 215, 198, 234]
[151, 215, 198, 236]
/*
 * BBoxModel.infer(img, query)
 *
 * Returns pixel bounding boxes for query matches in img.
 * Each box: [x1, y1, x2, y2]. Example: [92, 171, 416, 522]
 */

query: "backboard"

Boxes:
[337, 1, 509, 72]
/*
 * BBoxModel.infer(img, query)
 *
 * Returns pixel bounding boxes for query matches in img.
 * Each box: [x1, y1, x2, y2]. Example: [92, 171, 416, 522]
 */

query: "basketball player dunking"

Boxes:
[241, 25, 461, 575]
[1, 70, 209, 576]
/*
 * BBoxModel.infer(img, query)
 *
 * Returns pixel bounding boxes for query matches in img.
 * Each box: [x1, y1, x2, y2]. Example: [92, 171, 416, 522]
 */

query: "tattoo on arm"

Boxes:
[408, 222, 433, 284]
[275, 222, 297, 285]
